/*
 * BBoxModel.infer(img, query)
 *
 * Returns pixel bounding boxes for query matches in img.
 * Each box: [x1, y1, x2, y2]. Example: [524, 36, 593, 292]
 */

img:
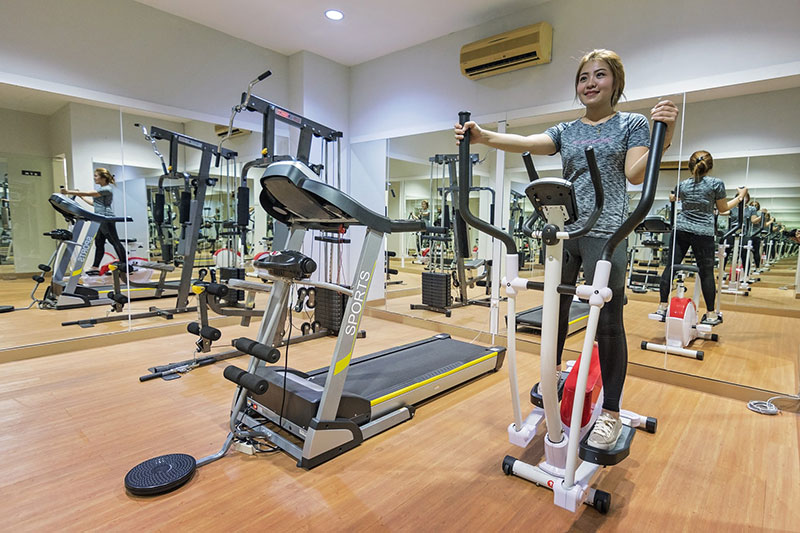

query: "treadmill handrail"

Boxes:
[49, 194, 132, 224]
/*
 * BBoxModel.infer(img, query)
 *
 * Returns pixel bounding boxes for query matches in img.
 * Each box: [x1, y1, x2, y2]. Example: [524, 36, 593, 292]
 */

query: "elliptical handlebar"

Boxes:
[457, 111, 517, 254]
[520, 147, 604, 240]
[522, 152, 540, 182]
[567, 147, 603, 240]
[600, 121, 667, 261]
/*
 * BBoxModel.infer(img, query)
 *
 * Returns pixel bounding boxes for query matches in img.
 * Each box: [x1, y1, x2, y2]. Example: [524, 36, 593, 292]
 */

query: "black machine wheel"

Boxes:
[710, 333, 719, 342]
[697, 350, 704, 360]
[645, 417, 658, 434]
[501, 455, 516, 475]
[124, 453, 197, 496]
[640, 341, 648, 350]
[593, 490, 611, 514]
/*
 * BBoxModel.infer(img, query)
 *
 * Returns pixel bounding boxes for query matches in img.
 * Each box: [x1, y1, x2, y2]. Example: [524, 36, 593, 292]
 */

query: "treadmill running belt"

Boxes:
[307, 335, 500, 401]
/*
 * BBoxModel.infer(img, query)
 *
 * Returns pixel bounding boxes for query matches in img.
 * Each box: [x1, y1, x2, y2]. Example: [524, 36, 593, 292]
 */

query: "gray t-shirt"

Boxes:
[545, 112, 650, 239]
[675, 176, 726, 236]
[93, 184, 114, 217]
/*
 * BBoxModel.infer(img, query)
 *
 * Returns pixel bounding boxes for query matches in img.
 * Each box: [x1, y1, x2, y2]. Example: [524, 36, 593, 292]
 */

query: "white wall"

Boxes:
[0, 0, 290, 128]
[0, 108, 51, 156]
[350, 140, 388, 300]
[349, 0, 800, 142]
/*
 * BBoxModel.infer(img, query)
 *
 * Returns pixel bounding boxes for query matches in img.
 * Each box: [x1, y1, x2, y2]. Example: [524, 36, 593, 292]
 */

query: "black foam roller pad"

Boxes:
[223, 365, 269, 394]
[200, 326, 221, 341]
[233, 337, 279, 363]
[205, 283, 229, 297]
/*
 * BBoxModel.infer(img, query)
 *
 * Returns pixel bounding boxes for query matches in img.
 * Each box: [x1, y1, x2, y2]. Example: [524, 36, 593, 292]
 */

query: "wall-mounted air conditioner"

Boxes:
[460, 21, 553, 80]
[214, 124, 250, 138]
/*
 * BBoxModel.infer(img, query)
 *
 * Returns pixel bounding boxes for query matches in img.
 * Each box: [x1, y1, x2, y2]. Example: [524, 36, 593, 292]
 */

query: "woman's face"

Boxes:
[577, 60, 615, 108]
[93, 172, 103, 185]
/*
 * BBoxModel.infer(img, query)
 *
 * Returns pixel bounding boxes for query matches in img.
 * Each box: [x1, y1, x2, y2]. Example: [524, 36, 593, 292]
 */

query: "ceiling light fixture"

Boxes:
[325, 9, 344, 21]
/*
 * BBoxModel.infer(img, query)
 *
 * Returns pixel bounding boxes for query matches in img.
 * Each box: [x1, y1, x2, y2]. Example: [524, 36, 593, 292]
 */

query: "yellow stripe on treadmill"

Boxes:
[568, 314, 589, 326]
[370, 351, 499, 406]
[97, 287, 161, 295]
[333, 259, 378, 376]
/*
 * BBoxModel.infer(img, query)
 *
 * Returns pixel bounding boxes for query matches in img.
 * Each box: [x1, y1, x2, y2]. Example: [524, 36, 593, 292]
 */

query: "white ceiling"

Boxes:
[133, 0, 549, 66]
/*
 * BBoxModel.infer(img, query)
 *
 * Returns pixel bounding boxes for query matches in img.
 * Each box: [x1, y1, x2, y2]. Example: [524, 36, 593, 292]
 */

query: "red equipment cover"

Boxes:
[668, 297, 693, 319]
[560, 343, 603, 428]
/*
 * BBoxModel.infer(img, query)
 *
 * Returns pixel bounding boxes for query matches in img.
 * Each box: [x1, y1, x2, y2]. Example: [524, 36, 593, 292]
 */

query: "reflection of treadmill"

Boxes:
[44, 194, 178, 309]
[235, 159, 506, 468]
[627, 215, 671, 294]
[515, 299, 590, 336]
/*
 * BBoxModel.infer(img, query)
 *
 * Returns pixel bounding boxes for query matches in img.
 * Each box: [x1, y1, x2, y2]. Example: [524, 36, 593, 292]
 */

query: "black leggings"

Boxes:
[658, 230, 717, 311]
[749, 236, 761, 269]
[556, 237, 628, 413]
[93, 222, 127, 268]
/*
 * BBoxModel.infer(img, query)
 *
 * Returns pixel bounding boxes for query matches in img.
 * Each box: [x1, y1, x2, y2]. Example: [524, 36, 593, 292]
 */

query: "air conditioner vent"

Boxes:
[460, 22, 552, 80]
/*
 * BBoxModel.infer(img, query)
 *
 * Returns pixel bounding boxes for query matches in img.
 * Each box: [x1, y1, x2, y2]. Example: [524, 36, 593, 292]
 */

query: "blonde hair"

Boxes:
[575, 49, 625, 107]
[94, 167, 116, 185]
[688, 151, 713, 183]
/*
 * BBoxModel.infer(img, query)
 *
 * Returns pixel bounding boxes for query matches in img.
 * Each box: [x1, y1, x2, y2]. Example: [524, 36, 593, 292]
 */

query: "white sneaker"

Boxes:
[587, 412, 622, 450]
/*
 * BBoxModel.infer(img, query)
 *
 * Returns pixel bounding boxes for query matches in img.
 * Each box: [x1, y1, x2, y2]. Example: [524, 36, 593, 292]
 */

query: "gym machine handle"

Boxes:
[600, 121, 667, 261]
[458, 111, 517, 254]
[223, 365, 269, 395]
[566, 147, 604, 240]
[233, 337, 281, 364]
[522, 152, 540, 182]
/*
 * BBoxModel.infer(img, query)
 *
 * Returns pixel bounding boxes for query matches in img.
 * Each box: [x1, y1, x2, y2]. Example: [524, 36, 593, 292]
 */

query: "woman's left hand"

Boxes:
[651, 100, 679, 147]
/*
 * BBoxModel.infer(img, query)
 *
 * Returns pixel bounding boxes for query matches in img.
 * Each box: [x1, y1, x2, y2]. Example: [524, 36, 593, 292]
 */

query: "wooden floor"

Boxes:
[0, 317, 798, 531]
[382, 260, 800, 394]
[0, 275, 270, 351]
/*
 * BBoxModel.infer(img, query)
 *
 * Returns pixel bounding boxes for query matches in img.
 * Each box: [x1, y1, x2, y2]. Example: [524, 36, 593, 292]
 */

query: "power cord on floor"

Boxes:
[747, 393, 800, 415]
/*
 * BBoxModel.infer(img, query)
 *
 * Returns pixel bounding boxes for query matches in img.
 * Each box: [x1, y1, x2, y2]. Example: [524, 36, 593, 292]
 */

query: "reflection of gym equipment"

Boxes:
[458, 111, 665, 514]
[39, 194, 133, 309]
[60, 127, 237, 327]
[627, 215, 670, 293]
[384, 250, 402, 286]
[515, 299, 590, 336]
[125, 155, 505, 495]
[720, 201, 752, 297]
[642, 264, 718, 360]
[0, 228, 74, 314]
[411, 153, 500, 316]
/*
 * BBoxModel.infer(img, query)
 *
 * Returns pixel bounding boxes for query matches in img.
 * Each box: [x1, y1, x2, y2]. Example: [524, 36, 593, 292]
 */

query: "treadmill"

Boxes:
[515, 299, 590, 336]
[43, 194, 179, 309]
[232, 159, 506, 469]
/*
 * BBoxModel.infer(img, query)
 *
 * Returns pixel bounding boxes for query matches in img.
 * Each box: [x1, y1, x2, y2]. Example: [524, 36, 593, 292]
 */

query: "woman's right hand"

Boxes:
[737, 186, 748, 199]
[454, 121, 486, 146]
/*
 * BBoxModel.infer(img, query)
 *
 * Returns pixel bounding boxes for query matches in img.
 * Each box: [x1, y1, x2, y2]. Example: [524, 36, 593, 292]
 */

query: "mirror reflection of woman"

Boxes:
[656, 151, 748, 325]
[60, 168, 128, 274]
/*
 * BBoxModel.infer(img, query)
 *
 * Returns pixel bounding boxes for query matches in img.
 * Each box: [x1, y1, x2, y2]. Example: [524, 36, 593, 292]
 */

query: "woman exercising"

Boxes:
[455, 49, 678, 449]
[61, 167, 127, 274]
[656, 151, 748, 325]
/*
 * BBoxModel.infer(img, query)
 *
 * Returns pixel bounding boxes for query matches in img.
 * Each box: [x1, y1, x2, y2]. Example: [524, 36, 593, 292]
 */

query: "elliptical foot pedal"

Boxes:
[530, 372, 568, 408]
[579, 423, 635, 466]
[125, 453, 196, 496]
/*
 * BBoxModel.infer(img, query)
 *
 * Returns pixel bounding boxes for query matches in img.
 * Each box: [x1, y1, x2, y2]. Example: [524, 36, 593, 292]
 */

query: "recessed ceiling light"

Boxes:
[325, 9, 344, 21]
